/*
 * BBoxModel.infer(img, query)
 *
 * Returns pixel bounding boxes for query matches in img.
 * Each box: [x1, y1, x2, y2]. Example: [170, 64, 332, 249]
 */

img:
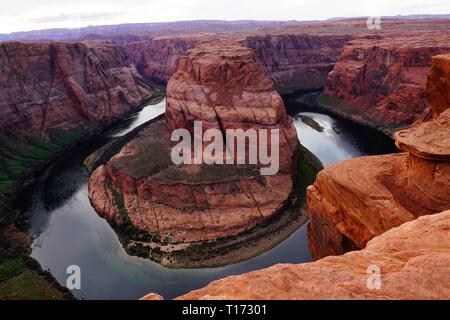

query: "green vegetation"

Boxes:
[0, 259, 67, 300]
[0, 126, 98, 196]
[109, 188, 160, 246]
[157, 164, 260, 184]
[298, 145, 323, 186]
[112, 189, 129, 224]
[0, 259, 27, 282]
[299, 115, 325, 132]
[315, 92, 359, 114]
[315, 93, 396, 130]
[112, 122, 173, 177]
[289, 144, 323, 210]
[148, 89, 166, 104]
[113, 120, 260, 183]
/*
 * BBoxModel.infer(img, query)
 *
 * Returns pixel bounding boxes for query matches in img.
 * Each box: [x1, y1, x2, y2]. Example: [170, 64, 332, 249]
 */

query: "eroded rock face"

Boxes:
[307, 152, 450, 259]
[324, 34, 450, 130]
[165, 40, 299, 172]
[89, 41, 299, 244]
[395, 109, 450, 161]
[244, 34, 352, 94]
[0, 41, 152, 196]
[142, 210, 450, 300]
[125, 37, 200, 85]
[427, 54, 450, 117]
[307, 53, 450, 260]
[125, 33, 352, 94]
[0, 42, 152, 137]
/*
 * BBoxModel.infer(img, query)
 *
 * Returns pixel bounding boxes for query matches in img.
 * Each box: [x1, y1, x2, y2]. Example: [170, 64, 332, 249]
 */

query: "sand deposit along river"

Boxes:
[15, 92, 397, 299]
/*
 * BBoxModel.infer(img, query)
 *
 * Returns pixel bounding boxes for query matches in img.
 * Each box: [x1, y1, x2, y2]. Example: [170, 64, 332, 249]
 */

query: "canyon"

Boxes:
[124, 33, 351, 93]
[121, 19, 450, 131]
[0, 18, 448, 299]
[322, 33, 450, 132]
[0, 41, 152, 299]
[0, 42, 152, 136]
[88, 40, 301, 258]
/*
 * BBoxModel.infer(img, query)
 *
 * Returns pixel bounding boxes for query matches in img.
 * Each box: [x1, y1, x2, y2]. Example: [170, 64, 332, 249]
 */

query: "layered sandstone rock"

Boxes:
[89, 41, 299, 244]
[307, 53, 450, 260]
[125, 37, 200, 85]
[125, 33, 352, 94]
[165, 40, 299, 171]
[243, 34, 352, 94]
[395, 109, 450, 161]
[0, 42, 152, 137]
[164, 210, 450, 300]
[426, 53, 450, 117]
[324, 34, 450, 130]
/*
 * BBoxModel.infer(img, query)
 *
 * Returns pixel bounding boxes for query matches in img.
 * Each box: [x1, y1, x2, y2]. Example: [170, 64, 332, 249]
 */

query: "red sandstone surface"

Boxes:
[307, 54, 450, 259]
[125, 36, 200, 85]
[243, 34, 352, 94]
[124, 33, 351, 93]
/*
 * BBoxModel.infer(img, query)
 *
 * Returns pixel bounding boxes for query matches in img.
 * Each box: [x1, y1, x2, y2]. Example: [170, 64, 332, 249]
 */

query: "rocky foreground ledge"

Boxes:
[153, 209, 448, 300]
[88, 40, 307, 265]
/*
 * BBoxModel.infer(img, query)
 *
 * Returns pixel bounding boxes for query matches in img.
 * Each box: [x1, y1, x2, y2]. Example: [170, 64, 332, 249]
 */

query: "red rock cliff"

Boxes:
[307, 53, 450, 260]
[165, 40, 299, 171]
[324, 34, 450, 130]
[0, 41, 152, 195]
[125, 33, 351, 94]
[0, 42, 152, 137]
[243, 34, 352, 94]
[125, 36, 200, 85]
[140, 53, 450, 300]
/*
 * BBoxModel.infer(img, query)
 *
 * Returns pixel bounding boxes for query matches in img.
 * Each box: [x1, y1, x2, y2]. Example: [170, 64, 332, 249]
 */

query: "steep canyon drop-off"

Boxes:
[143, 52, 450, 300]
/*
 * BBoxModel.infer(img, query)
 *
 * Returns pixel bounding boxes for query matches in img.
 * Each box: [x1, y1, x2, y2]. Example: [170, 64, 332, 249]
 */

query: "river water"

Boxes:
[17, 94, 397, 300]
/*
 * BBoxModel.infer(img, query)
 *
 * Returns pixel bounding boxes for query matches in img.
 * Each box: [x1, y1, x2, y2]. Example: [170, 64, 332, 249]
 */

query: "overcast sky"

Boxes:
[1, 0, 449, 33]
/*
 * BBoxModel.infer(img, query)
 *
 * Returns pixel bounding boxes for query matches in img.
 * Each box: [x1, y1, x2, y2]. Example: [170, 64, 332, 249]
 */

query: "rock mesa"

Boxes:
[88, 41, 299, 244]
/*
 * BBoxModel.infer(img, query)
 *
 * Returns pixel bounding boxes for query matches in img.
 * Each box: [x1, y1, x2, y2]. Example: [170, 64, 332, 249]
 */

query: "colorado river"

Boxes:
[17, 93, 397, 299]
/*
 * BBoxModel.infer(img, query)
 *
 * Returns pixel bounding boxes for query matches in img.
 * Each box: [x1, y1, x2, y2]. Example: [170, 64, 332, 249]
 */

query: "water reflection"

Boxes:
[22, 95, 396, 299]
